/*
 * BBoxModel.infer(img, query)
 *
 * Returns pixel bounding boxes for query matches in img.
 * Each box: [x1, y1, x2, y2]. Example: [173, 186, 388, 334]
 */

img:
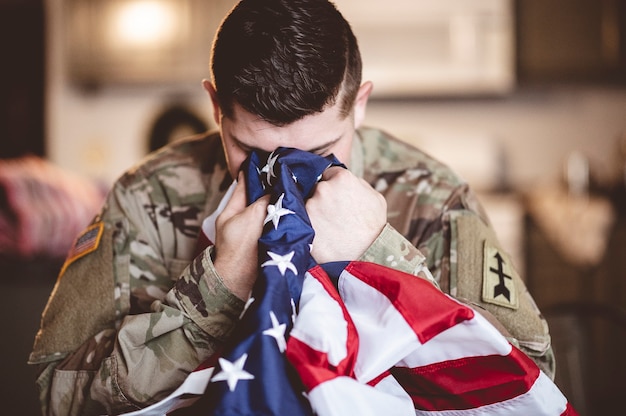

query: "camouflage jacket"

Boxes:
[29, 127, 553, 415]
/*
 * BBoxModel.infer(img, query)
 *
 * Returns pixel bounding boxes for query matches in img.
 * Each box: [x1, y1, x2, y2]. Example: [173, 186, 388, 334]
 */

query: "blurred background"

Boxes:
[1, 0, 625, 414]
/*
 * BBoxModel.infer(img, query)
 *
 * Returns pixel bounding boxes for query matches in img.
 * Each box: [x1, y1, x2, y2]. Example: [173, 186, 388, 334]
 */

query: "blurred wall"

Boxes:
[365, 88, 626, 191]
[45, 0, 626, 191]
[45, 0, 212, 184]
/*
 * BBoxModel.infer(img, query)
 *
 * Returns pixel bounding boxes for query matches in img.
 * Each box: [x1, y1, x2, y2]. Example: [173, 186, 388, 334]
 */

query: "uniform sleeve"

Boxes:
[446, 209, 555, 378]
[358, 223, 438, 287]
[29, 179, 244, 415]
[410, 184, 555, 379]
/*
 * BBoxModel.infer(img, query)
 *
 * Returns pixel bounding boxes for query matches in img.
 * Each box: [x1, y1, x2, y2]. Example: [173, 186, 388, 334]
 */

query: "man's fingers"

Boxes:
[220, 172, 248, 218]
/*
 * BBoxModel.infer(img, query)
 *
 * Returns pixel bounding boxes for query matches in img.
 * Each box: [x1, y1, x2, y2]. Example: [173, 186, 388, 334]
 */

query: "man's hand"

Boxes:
[306, 167, 387, 264]
[213, 173, 269, 300]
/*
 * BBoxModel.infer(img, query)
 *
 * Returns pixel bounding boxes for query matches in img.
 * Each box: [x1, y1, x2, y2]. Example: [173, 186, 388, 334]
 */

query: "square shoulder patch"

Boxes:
[482, 241, 519, 310]
[59, 222, 104, 276]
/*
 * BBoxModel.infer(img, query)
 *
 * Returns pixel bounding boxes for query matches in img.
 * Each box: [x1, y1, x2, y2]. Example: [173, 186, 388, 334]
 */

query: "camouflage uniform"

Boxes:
[29, 127, 553, 415]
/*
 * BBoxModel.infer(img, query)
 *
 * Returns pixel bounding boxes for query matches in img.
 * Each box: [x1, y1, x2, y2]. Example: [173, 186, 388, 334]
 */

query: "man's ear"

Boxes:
[353, 81, 373, 129]
[202, 79, 221, 126]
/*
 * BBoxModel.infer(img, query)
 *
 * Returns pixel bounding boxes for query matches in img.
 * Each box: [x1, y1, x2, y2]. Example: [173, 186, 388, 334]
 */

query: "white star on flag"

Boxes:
[210, 354, 255, 392]
[263, 311, 287, 352]
[290, 298, 297, 324]
[261, 251, 298, 276]
[259, 152, 279, 185]
[264, 193, 294, 229]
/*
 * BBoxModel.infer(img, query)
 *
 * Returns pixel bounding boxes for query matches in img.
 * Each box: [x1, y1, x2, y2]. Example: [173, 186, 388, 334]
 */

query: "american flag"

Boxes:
[123, 148, 577, 416]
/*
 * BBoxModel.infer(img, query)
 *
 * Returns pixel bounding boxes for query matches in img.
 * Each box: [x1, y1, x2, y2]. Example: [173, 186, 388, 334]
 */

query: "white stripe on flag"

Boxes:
[308, 376, 415, 416]
[337, 268, 424, 382]
[397, 307, 512, 368]
[290, 271, 349, 367]
[119, 368, 213, 415]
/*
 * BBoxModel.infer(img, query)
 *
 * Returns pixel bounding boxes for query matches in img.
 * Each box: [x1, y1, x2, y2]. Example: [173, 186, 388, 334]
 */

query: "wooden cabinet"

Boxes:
[516, 0, 626, 84]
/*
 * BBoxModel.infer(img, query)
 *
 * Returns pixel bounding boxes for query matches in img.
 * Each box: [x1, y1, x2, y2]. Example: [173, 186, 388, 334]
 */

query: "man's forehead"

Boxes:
[228, 128, 342, 153]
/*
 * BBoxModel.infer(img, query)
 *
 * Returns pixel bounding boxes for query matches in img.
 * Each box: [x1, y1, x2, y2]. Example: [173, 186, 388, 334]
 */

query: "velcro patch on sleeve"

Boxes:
[59, 221, 104, 276]
[453, 213, 550, 357]
[482, 242, 519, 310]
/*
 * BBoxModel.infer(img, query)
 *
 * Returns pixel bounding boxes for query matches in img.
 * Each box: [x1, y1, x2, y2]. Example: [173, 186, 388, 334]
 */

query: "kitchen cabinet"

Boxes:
[335, 0, 515, 97]
[516, 0, 626, 84]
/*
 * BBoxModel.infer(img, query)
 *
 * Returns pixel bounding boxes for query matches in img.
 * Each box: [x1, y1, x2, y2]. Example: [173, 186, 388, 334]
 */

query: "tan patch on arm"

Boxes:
[30, 222, 117, 363]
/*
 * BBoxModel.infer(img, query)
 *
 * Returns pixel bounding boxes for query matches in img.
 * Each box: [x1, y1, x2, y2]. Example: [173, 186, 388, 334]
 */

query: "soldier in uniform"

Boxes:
[29, 0, 553, 414]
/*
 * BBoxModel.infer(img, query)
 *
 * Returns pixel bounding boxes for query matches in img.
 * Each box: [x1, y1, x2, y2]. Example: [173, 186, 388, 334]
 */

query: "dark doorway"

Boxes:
[0, 0, 45, 159]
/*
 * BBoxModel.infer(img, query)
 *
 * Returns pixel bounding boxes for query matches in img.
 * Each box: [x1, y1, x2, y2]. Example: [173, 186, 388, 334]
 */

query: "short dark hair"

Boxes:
[210, 0, 362, 126]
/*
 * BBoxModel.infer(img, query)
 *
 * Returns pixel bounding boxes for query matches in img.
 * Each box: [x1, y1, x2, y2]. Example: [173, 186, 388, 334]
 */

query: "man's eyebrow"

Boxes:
[232, 134, 342, 154]
[232, 135, 260, 153]
[305, 136, 341, 154]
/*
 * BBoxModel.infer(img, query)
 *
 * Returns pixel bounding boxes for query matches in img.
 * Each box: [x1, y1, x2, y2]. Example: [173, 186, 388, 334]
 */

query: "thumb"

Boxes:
[221, 172, 247, 218]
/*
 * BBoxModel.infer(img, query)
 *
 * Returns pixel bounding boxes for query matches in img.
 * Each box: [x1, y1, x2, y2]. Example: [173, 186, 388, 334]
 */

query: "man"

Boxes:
[29, 0, 554, 414]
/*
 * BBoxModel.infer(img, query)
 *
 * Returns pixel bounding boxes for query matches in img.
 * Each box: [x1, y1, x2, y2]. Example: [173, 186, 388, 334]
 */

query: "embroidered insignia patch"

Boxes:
[59, 222, 104, 277]
[482, 241, 519, 310]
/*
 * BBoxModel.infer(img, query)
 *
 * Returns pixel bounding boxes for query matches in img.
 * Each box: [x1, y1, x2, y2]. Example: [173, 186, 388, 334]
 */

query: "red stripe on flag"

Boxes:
[287, 336, 343, 391]
[392, 347, 540, 411]
[367, 370, 392, 387]
[286, 266, 360, 391]
[562, 402, 580, 416]
[194, 230, 213, 257]
[344, 261, 475, 344]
